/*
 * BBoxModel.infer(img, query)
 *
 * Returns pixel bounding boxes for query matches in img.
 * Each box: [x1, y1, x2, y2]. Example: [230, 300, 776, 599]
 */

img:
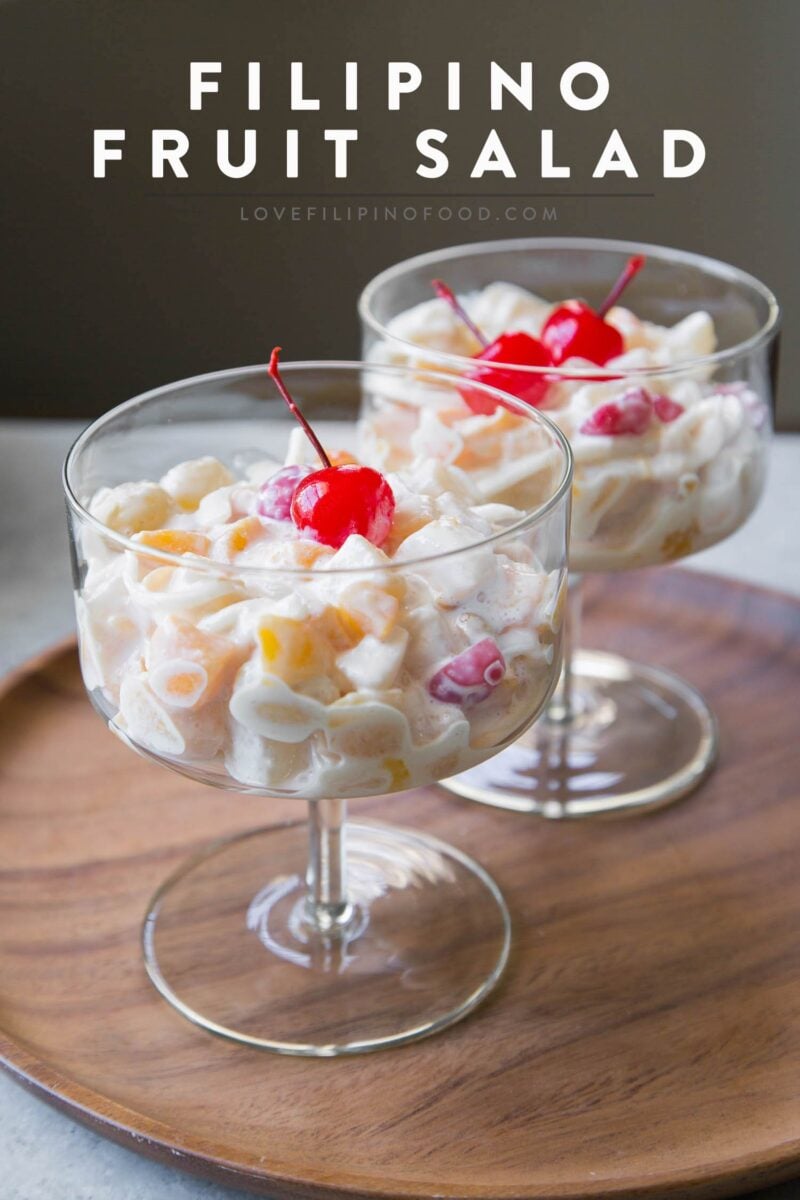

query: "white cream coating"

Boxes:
[79, 450, 564, 798]
[370, 282, 768, 571]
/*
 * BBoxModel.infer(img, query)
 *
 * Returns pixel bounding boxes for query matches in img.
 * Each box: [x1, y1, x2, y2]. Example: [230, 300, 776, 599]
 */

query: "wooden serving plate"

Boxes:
[1, 569, 799, 1200]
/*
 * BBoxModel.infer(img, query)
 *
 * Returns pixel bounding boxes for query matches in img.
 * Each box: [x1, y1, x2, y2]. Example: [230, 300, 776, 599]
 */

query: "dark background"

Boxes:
[1, 0, 798, 427]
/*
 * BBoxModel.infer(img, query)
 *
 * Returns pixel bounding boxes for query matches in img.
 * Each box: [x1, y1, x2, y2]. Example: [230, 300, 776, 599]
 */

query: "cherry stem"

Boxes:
[432, 279, 489, 348]
[597, 254, 646, 318]
[268, 347, 331, 469]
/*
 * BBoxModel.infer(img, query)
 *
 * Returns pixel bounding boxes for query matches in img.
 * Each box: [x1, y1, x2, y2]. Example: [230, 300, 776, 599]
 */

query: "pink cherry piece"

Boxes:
[580, 387, 654, 437]
[653, 395, 685, 423]
[428, 638, 506, 707]
[257, 465, 313, 521]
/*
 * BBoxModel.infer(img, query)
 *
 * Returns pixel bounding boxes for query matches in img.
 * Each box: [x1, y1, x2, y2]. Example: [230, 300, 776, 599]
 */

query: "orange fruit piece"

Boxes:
[147, 615, 242, 707]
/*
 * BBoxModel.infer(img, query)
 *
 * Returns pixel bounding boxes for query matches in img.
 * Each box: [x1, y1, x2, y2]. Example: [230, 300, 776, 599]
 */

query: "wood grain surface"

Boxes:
[1, 568, 799, 1200]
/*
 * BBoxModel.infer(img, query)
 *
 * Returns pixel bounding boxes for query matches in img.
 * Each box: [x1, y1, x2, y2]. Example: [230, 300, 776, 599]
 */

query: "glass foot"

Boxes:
[142, 819, 510, 1055]
[442, 650, 718, 818]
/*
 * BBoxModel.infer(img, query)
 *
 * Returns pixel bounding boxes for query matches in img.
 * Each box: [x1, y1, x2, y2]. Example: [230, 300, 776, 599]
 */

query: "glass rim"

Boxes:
[357, 236, 781, 381]
[63, 359, 573, 578]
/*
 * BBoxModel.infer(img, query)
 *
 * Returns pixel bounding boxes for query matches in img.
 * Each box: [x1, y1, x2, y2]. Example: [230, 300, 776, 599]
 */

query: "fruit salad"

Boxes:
[77, 353, 566, 799]
[367, 261, 768, 572]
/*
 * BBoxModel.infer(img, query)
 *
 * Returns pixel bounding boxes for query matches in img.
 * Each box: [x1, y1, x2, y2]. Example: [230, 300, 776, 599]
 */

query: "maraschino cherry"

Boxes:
[428, 637, 506, 707]
[432, 280, 551, 413]
[541, 254, 645, 367]
[267, 348, 395, 549]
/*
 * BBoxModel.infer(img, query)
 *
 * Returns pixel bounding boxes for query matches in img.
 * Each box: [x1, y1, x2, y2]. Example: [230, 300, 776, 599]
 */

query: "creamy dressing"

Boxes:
[80, 444, 563, 798]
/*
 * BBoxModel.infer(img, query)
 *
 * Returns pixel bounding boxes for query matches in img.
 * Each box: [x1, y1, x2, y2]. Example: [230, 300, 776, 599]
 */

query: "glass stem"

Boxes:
[306, 798, 352, 934]
[545, 572, 583, 725]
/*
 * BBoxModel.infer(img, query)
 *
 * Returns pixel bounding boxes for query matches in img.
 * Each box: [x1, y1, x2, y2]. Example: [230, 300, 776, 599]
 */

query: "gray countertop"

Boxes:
[1, 421, 799, 1200]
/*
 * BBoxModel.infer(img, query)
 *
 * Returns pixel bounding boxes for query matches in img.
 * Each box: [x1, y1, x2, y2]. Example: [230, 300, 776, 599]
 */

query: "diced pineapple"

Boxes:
[89, 481, 172, 537]
[256, 614, 332, 684]
[160, 457, 234, 511]
[290, 540, 335, 569]
[139, 566, 175, 594]
[337, 582, 400, 639]
[315, 606, 359, 653]
[323, 534, 392, 572]
[133, 529, 211, 566]
[212, 516, 264, 562]
[336, 628, 408, 690]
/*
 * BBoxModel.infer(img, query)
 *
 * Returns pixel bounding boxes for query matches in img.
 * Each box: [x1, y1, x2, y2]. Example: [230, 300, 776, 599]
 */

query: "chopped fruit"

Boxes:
[160, 457, 234, 511]
[214, 516, 264, 560]
[463, 332, 552, 412]
[147, 615, 242, 707]
[433, 279, 551, 412]
[428, 638, 506, 706]
[317, 606, 361, 652]
[292, 466, 395, 550]
[542, 299, 624, 366]
[118, 675, 186, 755]
[134, 529, 211, 558]
[580, 388, 654, 437]
[268, 347, 396, 549]
[337, 629, 408, 691]
[257, 615, 331, 683]
[149, 660, 209, 709]
[257, 465, 313, 521]
[337, 582, 399, 639]
[329, 450, 359, 467]
[542, 254, 645, 367]
[140, 566, 174, 594]
[290, 541, 335, 569]
[383, 757, 411, 790]
[580, 386, 681, 436]
[653, 395, 685, 423]
[89, 481, 171, 536]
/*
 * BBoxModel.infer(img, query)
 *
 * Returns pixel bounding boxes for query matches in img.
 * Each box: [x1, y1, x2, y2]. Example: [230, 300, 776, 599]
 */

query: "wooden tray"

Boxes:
[1, 568, 800, 1200]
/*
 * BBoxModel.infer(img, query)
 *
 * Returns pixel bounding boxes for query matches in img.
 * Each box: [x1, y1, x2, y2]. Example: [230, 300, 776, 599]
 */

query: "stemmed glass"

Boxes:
[63, 361, 571, 1054]
[359, 238, 780, 817]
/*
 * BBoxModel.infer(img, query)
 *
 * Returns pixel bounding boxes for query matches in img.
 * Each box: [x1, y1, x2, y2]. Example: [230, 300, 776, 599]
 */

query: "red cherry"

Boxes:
[291, 465, 395, 550]
[542, 255, 645, 367]
[580, 388, 653, 437]
[267, 348, 395, 550]
[432, 280, 552, 413]
[542, 299, 624, 367]
[653, 395, 685, 423]
[463, 332, 552, 413]
[428, 638, 506, 706]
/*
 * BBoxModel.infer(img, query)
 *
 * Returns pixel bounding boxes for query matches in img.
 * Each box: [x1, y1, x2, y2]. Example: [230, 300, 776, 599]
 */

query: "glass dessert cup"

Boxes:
[64, 361, 571, 1053]
[359, 238, 780, 818]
